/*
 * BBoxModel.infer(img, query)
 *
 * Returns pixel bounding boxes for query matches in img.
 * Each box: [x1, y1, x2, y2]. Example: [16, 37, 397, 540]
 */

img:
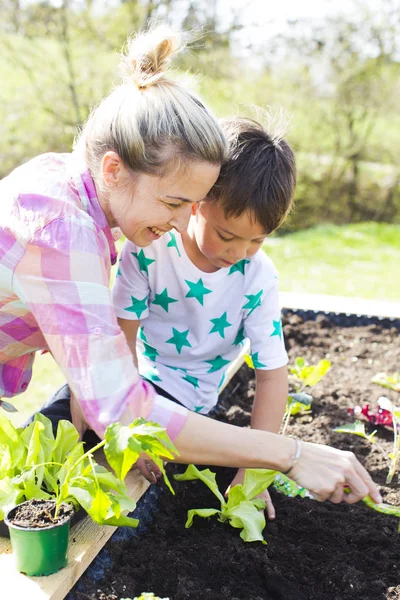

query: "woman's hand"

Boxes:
[288, 440, 382, 505]
[226, 468, 276, 520]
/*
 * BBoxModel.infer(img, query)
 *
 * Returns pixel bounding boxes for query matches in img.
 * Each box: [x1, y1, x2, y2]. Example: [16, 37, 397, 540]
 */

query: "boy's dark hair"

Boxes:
[207, 117, 296, 234]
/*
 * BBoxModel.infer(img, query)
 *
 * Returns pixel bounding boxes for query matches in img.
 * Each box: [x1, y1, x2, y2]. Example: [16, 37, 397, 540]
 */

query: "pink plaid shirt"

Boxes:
[0, 152, 187, 438]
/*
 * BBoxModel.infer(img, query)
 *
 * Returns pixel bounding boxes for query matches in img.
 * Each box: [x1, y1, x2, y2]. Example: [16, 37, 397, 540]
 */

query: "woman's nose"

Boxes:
[169, 204, 193, 233]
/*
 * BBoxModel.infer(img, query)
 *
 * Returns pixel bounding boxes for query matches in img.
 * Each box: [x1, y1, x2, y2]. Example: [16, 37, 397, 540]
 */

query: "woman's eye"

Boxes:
[164, 201, 182, 209]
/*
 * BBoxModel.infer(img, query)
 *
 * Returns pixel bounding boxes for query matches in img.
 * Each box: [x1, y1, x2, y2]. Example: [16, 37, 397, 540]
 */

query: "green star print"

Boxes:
[143, 366, 162, 382]
[228, 259, 250, 276]
[166, 328, 192, 354]
[182, 373, 200, 389]
[233, 326, 245, 346]
[185, 278, 212, 306]
[209, 312, 232, 338]
[251, 352, 267, 368]
[132, 250, 155, 275]
[124, 294, 148, 319]
[152, 288, 178, 313]
[270, 319, 283, 340]
[242, 290, 263, 316]
[194, 405, 204, 413]
[142, 342, 159, 362]
[167, 231, 181, 257]
[205, 355, 230, 373]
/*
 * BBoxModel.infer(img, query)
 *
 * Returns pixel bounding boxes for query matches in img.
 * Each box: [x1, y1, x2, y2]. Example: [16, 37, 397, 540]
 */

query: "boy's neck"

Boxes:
[181, 228, 220, 274]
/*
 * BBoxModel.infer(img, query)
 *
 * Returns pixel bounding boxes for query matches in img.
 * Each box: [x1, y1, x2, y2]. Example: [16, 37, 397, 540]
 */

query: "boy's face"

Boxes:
[188, 201, 268, 271]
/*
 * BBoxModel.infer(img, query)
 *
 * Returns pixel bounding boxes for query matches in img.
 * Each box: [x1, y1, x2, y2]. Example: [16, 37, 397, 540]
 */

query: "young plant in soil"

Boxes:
[282, 356, 331, 434]
[0, 412, 177, 527]
[336, 371, 400, 484]
[174, 464, 278, 543]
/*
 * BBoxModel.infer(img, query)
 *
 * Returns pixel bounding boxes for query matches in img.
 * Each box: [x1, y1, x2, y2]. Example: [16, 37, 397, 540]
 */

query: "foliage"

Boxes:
[0, 413, 177, 525]
[335, 373, 400, 484]
[282, 357, 331, 434]
[371, 372, 400, 393]
[174, 465, 278, 543]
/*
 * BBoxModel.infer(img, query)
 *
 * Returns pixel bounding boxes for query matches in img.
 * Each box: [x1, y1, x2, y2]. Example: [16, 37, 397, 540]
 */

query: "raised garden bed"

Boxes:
[71, 310, 400, 599]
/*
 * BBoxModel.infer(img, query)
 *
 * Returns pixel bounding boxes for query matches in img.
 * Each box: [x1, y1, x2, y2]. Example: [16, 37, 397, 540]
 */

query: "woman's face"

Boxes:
[101, 155, 220, 247]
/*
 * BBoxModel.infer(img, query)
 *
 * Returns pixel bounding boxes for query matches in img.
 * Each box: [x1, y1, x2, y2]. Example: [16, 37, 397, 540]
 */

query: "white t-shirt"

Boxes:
[112, 231, 288, 414]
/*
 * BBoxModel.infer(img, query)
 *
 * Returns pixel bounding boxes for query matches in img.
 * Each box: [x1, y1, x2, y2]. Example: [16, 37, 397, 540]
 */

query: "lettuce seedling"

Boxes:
[333, 421, 386, 456]
[0, 413, 177, 526]
[282, 357, 331, 434]
[174, 465, 278, 543]
[371, 372, 400, 393]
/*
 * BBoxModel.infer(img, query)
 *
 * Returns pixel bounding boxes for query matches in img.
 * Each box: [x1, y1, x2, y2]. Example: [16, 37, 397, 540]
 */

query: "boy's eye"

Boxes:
[217, 232, 234, 242]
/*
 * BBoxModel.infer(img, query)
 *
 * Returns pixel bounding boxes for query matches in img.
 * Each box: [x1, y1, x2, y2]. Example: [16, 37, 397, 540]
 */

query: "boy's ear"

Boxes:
[191, 203, 198, 215]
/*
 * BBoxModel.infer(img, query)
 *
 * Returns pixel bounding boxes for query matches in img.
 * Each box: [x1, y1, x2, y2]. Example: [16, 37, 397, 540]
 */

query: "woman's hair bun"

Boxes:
[121, 24, 182, 89]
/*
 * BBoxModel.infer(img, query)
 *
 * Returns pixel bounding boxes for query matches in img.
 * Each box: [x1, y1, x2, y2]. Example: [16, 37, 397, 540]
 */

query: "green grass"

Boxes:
[264, 222, 400, 300]
[8, 222, 399, 425]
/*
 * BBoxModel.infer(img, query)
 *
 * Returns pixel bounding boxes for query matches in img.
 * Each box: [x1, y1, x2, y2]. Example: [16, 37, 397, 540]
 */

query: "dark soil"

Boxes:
[7, 499, 74, 529]
[78, 311, 400, 600]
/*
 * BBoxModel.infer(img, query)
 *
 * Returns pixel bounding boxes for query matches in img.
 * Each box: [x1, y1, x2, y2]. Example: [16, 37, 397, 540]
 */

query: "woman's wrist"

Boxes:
[281, 438, 302, 476]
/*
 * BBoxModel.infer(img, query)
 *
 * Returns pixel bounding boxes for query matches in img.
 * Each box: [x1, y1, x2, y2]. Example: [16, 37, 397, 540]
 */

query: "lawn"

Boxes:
[264, 222, 400, 300]
[8, 222, 399, 426]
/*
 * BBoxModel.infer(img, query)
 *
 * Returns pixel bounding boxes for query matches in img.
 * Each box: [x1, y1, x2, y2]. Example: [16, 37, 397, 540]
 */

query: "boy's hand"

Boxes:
[225, 467, 276, 520]
[134, 457, 162, 484]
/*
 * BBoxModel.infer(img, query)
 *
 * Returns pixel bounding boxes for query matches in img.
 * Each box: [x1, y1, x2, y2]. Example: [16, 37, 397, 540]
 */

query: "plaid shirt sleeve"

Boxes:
[12, 215, 187, 439]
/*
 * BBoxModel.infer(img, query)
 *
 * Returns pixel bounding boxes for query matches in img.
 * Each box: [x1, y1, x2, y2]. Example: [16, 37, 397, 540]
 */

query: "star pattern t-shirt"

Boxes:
[112, 232, 288, 414]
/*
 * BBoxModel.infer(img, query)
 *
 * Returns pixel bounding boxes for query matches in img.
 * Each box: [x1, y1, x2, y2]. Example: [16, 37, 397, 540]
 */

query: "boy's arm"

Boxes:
[252, 366, 288, 434]
[118, 317, 140, 367]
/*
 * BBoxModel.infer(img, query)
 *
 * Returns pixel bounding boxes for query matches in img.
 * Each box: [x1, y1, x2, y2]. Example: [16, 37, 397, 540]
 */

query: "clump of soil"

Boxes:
[8, 499, 74, 529]
[75, 311, 400, 600]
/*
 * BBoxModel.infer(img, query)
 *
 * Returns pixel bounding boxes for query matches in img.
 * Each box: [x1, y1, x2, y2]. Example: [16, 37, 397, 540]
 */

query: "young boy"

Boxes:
[113, 117, 296, 518]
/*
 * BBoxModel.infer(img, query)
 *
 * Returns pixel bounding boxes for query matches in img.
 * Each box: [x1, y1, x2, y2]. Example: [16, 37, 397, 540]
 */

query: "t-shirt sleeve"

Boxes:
[13, 216, 187, 439]
[243, 258, 288, 370]
[112, 240, 151, 321]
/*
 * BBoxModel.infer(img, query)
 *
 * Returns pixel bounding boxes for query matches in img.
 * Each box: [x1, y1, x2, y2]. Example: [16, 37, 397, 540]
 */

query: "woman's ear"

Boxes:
[101, 151, 124, 188]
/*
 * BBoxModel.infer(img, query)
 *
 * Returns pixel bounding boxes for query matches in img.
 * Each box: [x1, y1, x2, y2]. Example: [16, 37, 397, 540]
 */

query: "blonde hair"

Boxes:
[79, 25, 227, 178]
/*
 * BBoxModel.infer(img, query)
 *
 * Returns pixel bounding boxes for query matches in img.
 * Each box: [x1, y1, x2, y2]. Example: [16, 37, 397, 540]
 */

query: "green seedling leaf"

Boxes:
[333, 421, 377, 443]
[104, 422, 143, 481]
[227, 501, 267, 544]
[185, 508, 220, 528]
[289, 358, 331, 387]
[225, 484, 246, 511]
[0, 414, 26, 474]
[242, 469, 279, 499]
[362, 494, 400, 516]
[52, 419, 80, 465]
[371, 372, 400, 393]
[174, 465, 226, 505]
[303, 359, 331, 387]
[0, 477, 24, 520]
[286, 393, 313, 416]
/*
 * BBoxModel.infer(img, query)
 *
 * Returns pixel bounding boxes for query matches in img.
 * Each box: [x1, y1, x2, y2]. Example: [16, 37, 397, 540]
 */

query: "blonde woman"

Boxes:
[0, 26, 381, 507]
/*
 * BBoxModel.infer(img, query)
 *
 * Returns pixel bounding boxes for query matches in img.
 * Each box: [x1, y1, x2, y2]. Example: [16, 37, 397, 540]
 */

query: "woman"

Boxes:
[0, 25, 381, 506]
